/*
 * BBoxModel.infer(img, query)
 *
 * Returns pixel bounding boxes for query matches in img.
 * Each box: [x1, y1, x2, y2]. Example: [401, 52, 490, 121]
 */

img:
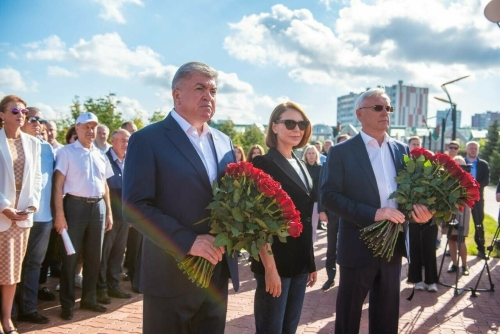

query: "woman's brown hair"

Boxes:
[265, 101, 312, 149]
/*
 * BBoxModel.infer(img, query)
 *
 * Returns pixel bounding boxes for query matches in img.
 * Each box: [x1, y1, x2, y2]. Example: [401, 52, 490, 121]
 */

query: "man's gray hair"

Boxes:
[97, 124, 109, 132]
[466, 140, 480, 148]
[171, 62, 218, 90]
[355, 88, 391, 110]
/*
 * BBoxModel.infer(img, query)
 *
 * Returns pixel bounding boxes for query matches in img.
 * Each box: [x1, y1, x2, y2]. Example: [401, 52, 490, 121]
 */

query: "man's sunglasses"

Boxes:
[275, 119, 310, 131]
[449, 146, 459, 150]
[27, 116, 47, 124]
[8, 107, 29, 115]
[358, 105, 394, 113]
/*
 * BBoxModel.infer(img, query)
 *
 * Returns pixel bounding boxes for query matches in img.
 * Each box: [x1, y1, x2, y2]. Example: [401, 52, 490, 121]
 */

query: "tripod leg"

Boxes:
[471, 225, 499, 295]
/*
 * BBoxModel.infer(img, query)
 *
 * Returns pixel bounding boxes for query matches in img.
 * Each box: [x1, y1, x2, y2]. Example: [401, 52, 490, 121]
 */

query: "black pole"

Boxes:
[429, 131, 432, 151]
[441, 118, 446, 153]
[452, 104, 457, 140]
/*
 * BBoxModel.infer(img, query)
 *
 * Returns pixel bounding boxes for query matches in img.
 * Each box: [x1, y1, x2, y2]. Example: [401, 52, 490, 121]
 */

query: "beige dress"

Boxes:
[0, 137, 30, 285]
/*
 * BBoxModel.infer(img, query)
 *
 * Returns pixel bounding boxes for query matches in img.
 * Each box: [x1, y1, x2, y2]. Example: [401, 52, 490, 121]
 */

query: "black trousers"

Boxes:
[471, 197, 485, 252]
[125, 226, 142, 284]
[143, 260, 229, 334]
[97, 218, 129, 291]
[335, 256, 402, 334]
[325, 212, 339, 276]
[408, 222, 438, 284]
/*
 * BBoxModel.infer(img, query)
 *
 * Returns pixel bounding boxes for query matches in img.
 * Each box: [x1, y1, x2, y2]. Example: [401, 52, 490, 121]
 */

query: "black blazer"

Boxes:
[320, 133, 409, 268]
[250, 148, 316, 277]
[472, 158, 490, 197]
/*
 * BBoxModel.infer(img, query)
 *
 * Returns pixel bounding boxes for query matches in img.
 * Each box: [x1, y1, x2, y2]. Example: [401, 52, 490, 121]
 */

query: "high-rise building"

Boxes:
[436, 109, 462, 129]
[336, 81, 428, 128]
[471, 111, 500, 129]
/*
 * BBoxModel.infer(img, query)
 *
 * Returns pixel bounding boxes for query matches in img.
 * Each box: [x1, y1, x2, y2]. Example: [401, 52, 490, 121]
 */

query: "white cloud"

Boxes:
[0, 68, 30, 92]
[139, 65, 177, 87]
[8, 52, 17, 59]
[116, 95, 148, 121]
[31, 102, 59, 121]
[93, 0, 144, 24]
[25, 35, 67, 61]
[47, 66, 78, 77]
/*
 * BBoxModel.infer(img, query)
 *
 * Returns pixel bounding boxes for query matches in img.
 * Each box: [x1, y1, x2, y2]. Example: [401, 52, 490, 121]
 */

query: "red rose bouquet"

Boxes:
[360, 148, 480, 261]
[178, 161, 303, 288]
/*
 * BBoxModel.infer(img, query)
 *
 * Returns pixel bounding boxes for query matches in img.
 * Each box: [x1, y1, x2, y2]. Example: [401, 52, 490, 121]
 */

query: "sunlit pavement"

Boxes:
[18, 186, 500, 333]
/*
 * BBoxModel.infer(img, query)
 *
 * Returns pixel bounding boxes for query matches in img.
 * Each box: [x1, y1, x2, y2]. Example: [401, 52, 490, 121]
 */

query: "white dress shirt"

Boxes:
[55, 140, 114, 197]
[360, 130, 397, 209]
[171, 109, 217, 184]
[109, 148, 124, 173]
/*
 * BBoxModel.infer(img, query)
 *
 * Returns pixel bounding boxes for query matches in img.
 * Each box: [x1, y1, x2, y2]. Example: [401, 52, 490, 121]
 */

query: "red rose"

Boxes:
[422, 149, 434, 160]
[238, 162, 253, 176]
[279, 197, 295, 214]
[287, 221, 303, 238]
[257, 178, 281, 197]
[410, 148, 423, 158]
[226, 163, 240, 176]
[432, 153, 450, 165]
[283, 208, 300, 220]
[466, 187, 480, 201]
[274, 190, 289, 205]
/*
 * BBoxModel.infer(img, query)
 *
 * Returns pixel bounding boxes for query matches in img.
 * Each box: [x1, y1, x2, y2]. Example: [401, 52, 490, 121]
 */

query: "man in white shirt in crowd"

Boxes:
[53, 112, 114, 320]
[94, 124, 112, 153]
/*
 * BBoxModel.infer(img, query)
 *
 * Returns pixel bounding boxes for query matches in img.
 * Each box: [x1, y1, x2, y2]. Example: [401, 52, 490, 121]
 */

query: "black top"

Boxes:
[250, 148, 316, 277]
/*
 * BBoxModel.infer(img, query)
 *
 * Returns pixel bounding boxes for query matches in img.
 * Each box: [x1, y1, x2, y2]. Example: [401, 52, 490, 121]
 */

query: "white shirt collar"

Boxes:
[171, 109, 210, 137]
[360, 130, 392, 147]
[75, 139, 96, 150]
[109, 147, 124, 163]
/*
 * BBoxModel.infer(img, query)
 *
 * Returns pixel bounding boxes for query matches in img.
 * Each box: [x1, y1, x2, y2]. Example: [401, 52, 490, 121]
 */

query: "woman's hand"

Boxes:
[2, 207, 29, 221]
[265, 268, 282, 297]
[307, 271, 317, 287]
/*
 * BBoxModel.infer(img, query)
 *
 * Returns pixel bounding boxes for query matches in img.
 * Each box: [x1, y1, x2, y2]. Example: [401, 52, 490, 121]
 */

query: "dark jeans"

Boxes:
[97, 218, 129, 291]
[325, 212, 339, 278]
[40, 228, 61, 283]
[471, 197, 485, 252]
[60, 196, 105, 311]
[254, 272, 308, 334]
[18, 221, 52, 315]
[408, 222, 438, 285]
[126, 226, 143, 288]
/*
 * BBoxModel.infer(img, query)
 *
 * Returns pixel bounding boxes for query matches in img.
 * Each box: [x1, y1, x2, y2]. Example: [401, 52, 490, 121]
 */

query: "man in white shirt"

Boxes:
[53, 112, 114, 320]
[94, 124, 112, 153]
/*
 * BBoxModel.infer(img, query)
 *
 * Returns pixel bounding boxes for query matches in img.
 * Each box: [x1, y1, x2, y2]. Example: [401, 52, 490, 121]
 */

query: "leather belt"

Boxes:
[65, 194, 103, 204]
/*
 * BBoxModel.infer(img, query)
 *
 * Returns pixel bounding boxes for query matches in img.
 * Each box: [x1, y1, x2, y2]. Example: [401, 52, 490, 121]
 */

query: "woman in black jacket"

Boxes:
[251, 101, 316, 334]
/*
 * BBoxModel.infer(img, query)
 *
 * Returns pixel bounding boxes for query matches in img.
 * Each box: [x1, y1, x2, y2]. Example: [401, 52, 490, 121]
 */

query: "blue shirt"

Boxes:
[34, 139, 55, 222]
[465, 157, 478, 180]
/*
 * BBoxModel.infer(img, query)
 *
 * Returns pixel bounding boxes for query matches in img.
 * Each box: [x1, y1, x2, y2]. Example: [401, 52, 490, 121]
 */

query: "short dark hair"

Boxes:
[265, 102, 312, 150]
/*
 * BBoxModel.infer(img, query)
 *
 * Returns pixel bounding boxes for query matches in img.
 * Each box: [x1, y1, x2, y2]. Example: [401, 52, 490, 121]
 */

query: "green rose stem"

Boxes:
[178, 255, 214, 288]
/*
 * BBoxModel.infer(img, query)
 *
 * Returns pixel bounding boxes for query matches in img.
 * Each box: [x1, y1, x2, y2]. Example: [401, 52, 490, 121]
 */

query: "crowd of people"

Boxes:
[0, 61, 496, 334]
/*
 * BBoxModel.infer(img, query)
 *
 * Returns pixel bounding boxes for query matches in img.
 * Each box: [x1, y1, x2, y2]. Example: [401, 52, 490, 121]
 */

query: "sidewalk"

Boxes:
[17, 227, 499, 334]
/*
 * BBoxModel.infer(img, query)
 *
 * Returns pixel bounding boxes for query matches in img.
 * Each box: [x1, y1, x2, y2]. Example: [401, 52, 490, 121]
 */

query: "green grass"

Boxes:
[465, 213, 500, 258]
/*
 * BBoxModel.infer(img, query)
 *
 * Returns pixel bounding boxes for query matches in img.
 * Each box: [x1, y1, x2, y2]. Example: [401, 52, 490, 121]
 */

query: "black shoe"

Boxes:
[108, 288, 132, 299]
[80, 302, 107, 313]
[447, 264, 457, 273]
[321, 279, 335, 290]
[462, 266, 470, 276]
[38, 287, 56, 301]
[123, 273, 130, 281]
[444, 250, 450, 256]
[17, 312, 50, 324]
[477, 251, 488, 260]
[131, 286, 141, 294]
[60, 309, 73, 320]
[96, 290, 111, 304]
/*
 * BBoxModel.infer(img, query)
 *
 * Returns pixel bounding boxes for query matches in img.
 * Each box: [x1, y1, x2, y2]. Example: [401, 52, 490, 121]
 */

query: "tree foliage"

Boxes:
[480, 120, 499, 184]
[213, 121, 267, 157]
[148, 110, 167, 124]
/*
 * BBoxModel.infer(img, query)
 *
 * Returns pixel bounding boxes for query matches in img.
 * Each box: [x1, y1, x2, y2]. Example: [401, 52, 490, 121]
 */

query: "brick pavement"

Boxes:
[17, 189, 500, 333]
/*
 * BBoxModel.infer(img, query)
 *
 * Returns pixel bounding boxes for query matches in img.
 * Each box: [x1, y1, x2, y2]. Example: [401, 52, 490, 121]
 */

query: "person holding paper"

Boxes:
[0, 95, 42, 334]
[52, 112, 114, 321]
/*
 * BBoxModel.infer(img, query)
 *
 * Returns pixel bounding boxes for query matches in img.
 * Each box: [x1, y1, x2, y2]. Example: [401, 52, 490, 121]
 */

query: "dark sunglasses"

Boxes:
[9, 107, 29, 115]
[449, 146, 459, 150]
[27, 116, 47, 124]
[275, 119, 310, 131]
[359, 105, 394, 113]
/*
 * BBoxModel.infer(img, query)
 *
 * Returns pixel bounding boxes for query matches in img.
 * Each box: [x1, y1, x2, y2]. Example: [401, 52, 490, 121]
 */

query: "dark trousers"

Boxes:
[97, 218, 129, 291]
[59, 197, 105, 311]
[471, 197, 485, 252]
[325, 212, 339, 278]
[335, 256, 402, 334]
[18, 221, 52, 315]
[125, 226, 142, 284]
[40, 229, 61, 283]
[254, 273, 308, 334]
[408, 222, 438, 284]
[142, 260, 229, 334]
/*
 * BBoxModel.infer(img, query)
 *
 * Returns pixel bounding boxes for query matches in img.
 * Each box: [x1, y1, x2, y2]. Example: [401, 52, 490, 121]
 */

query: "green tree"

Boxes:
[148, 110, 167, 124]
[481, 120, 499, 162]
[240, 125, 266, 154]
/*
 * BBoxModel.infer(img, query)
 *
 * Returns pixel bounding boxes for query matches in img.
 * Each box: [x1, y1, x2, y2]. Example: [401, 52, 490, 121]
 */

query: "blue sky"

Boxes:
[1, 0, 499, 128]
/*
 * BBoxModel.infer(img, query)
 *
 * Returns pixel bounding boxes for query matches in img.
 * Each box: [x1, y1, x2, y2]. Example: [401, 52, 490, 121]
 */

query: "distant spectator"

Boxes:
[302, 144, 323, 241]
[323, 140, 333, 155]
[408, 136, 421, 151]
[121, 121, 137, 134]
[40, 122, 48, 142]
[94, 124, 112, 153]
[314, 141, 326, 164]
[234, 145, 246, 162]
[246, 144, 265, 163]
[65, 126, 77, 144]
[46, 121, 64, 153]
[0, 95, 42, 333]
[447, 140, 459, 158]
[17, 107, 55, 324]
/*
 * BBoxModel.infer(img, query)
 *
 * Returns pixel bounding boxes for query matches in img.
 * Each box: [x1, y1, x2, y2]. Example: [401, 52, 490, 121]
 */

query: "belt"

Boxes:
[65, 194, 103, 204]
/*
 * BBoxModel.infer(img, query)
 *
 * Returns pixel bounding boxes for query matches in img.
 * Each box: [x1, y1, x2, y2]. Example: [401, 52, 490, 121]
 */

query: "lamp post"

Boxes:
[434, 75, 470, 142]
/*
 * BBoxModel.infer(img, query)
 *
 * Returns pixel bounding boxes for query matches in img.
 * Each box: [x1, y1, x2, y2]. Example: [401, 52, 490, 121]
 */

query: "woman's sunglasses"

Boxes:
[8, 107, 29, 115]
[275, 119, 310, 131]
[358, 105, 394, 113]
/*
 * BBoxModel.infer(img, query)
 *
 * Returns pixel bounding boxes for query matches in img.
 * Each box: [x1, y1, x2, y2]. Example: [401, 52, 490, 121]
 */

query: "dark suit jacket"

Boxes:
[470, 158, 490, 197]
[320, 133, 409, 268]
[122, 113, 239, 297]
[106, 149, 123, 219]
[250, 148, 316, 277]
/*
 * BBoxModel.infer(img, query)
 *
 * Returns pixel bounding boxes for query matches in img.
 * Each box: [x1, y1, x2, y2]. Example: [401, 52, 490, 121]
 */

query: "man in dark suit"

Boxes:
[320, 88, 432, 334]
[122, 62, 239, 334]
[97, 129, 132, 304]
[465, 141, 490, 259]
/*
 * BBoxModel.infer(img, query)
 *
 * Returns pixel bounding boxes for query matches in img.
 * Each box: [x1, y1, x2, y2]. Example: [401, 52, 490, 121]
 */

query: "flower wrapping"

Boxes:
[178, 161, 303, 288]
[360, 148, 481, 261]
